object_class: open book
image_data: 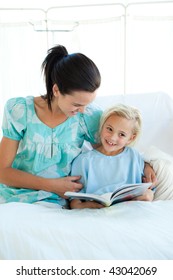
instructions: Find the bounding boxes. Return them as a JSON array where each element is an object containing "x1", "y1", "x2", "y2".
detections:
[{"x1": 65, "y1": 182, "x2": 152, "y2": 207}]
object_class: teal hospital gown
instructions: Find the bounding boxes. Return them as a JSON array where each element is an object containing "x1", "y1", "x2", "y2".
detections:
[{"x1": 0, "y1": 96, "x2": 102, "y2": 206}]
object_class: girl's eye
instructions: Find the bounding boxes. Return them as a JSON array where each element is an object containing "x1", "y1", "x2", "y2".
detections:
[
  {"x1": 119, "y1": 133, "x2": 126, "y2": 137},
  {"x1": 106, "y1": 127, "x2": 113, "y2": 132}
]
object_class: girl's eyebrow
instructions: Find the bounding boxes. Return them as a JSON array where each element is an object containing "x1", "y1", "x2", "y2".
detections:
[{"x1": 106, "y1": 123, "x2": 113, "y2": 127}]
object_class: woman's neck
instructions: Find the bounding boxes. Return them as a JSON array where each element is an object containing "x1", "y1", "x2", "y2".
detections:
[{"x1": 34, "y1": 96, "x2": 68, "y2": 128}]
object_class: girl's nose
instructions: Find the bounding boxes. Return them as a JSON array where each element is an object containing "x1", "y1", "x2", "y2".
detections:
[{"x1": 111, "y1": 133, "x2": 118, "y2": 141}]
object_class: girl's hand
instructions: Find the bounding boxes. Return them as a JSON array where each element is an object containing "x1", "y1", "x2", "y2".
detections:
[{"x1": 70, "y1": 199, "x2": 104, "y2": 209}]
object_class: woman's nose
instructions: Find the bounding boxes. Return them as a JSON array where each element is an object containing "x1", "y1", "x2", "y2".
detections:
[{"x1": 78, "y1": 107, "x2": 85, "y2": 113}]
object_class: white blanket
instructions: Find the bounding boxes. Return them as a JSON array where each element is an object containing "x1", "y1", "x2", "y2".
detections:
[{"x1": 0, "y1": 200, "x2": 173, "y2": 260}]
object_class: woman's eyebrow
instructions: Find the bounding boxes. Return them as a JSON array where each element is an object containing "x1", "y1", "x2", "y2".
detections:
[{"x1": 72, "y1": 102, "x2": 85, "y2": 106}]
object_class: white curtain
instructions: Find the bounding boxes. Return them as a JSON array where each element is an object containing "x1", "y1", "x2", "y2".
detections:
[{"x1": 1, "y1": 2, "x2": 173, "y2": 132}]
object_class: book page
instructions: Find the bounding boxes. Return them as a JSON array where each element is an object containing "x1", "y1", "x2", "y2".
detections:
[
  {"x1": 111, "y1": 183, "x2": 152, "y2": 199},
  {"x1": 65, "y1": 191, "x2": 110, "y2": 206},
  {"x1": 111, "y1": 185, "x2": 138, "y2": 199},
  {"x1": 111, "y1": 183, "x2": 152, "y2": 204},
  {"x1": 100, "y1": 192, "x2": 112, "y2": 201}
]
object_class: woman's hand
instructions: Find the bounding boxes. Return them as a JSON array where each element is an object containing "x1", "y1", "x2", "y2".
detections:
[
  {"x1": 143, "y1": 162, "x2": 157, "y2": 188},
  {"x1": 47, "y1": 176, "x2": 83, "y2": 198},
  {"x1": 133, "y1": 188, "x2": 154, "y2": 202}
]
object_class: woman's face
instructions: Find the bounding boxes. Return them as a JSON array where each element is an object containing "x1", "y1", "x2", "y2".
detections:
[{"x1": 55, "y1": 88, "x2": 97, "y2": 117}]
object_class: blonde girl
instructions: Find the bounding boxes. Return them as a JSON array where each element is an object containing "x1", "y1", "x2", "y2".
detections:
[{"x1": 70, "y1": 104, "x2": 154, "y2": 209}]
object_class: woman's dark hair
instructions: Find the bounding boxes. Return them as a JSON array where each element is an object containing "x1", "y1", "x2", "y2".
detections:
[{"x1": 41, "y1": 45, "x2": 101, "y2": 109}]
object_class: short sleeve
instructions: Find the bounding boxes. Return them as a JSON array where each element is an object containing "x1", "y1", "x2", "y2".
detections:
[
  {"x1": 2, "y1": 97, "x2": 27, "y2": 141},
  {"x1": 80, "y1": 102, "x2": 103, "y2": 144},
  {"x1": 136, "y1": 150, "x2": 145, "y2": 175},
  {"x1": 71, "y1": 153, "x2": 89, "y2": 194}
]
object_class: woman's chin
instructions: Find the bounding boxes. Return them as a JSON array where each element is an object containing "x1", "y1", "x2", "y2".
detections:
[{"x1": 70, "y1": 111, "x2": 78, "y2": 116}]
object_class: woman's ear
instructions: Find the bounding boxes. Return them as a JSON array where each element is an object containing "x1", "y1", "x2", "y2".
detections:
[{"x1": 53, "y1": 84, "x2": 60, "y2": 97}]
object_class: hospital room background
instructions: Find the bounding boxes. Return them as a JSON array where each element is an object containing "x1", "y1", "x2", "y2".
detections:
[
  {"x1": 1, "y1": 0, "x2": 173, "y2": 266},
  {"x1": 0, "y1": 0, "x2": 173, "y2": 137}
]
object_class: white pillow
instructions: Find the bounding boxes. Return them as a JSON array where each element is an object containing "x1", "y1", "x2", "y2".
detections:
[{"x1": 143, "y1": 146, "x2": 173, "y2": 200}]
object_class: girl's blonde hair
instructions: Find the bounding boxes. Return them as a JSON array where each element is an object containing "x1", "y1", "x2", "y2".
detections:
[{"x1": 99, "y1": 104, "x2": 142, "y2": 146}]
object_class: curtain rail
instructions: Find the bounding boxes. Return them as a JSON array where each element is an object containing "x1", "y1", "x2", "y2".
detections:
[{"x1": 1, "y1": 1, "x2": 173, "y2": 12}]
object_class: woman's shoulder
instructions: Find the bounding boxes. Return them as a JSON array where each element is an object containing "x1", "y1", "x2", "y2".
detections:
[
  {"x1": 2, "y1": 97, "x2": 34, "y2": 140},
  {"x1": 5, "y1": 96, "x2": 34, "y2": 111},
  {"x1": 84, "y1": 102, "x2": 103, "y2": 116},
  {"x1": 79, "y1": 102, "x2": 103, "y2": 128},
  {"x1": 5, "y1": 96, "x2": 26, "y2": 107}
]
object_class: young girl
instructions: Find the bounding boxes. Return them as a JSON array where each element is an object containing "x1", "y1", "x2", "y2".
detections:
[{"x1": 70, "y1": 104, "x2": 154, "y2": 209}]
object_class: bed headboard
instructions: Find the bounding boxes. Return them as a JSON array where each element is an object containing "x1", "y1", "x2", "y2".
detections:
[{"x1": 95, "y1": 92, "x2": 173, "y2": 156}]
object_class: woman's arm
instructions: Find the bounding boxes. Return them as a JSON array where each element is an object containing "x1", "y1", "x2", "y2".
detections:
[
  {"x1": 133, "y1": 188, "x2": 154, "y2": 202},
  {"x1": 0, "y1": 137, "x2": 82, "y2": 198},
  {"x1": 143, "y1": 162, "x2": 157, "y2": 187}
]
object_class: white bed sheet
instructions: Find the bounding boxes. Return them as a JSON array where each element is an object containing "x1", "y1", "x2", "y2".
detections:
[
  {"x1": 0, "y1": 201, "x2": 173, "y2": 260},
  {"x1": 1, "y1": 92, "x2": 173, "y2": 260}
]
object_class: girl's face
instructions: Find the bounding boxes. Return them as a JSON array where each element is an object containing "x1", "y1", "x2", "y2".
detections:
[
  {"x1": 99, "y1": 114, "x2": 136, "y2": 156},
  {"x1": 53, "y1": 86, "x2": 97, "y2": 117}
]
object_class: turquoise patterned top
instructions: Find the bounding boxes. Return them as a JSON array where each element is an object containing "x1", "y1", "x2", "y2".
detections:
[{"x1": 0, "y1": 96, "x2": 102, "y2": 206}]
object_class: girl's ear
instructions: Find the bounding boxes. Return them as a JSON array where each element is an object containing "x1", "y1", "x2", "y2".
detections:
[
  {"x1": 52, "y1": 84, "x2": 60, "y2": 97},
  {"x1": 127, "y1": 133, "x2": 137, "y2": 145}
]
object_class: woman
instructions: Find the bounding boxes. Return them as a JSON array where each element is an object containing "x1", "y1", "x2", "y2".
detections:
[{"x1": 0, "y1": 45, "x2": 156, "y2": 207}]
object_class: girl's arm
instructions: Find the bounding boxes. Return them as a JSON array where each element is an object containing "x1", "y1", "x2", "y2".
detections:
[
  {"x1": 70, "y1": 199, "x2": 104, "y2": 209},
  {"x1": 0, "y1": 137, "x2": 82, "y2": 198}
]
